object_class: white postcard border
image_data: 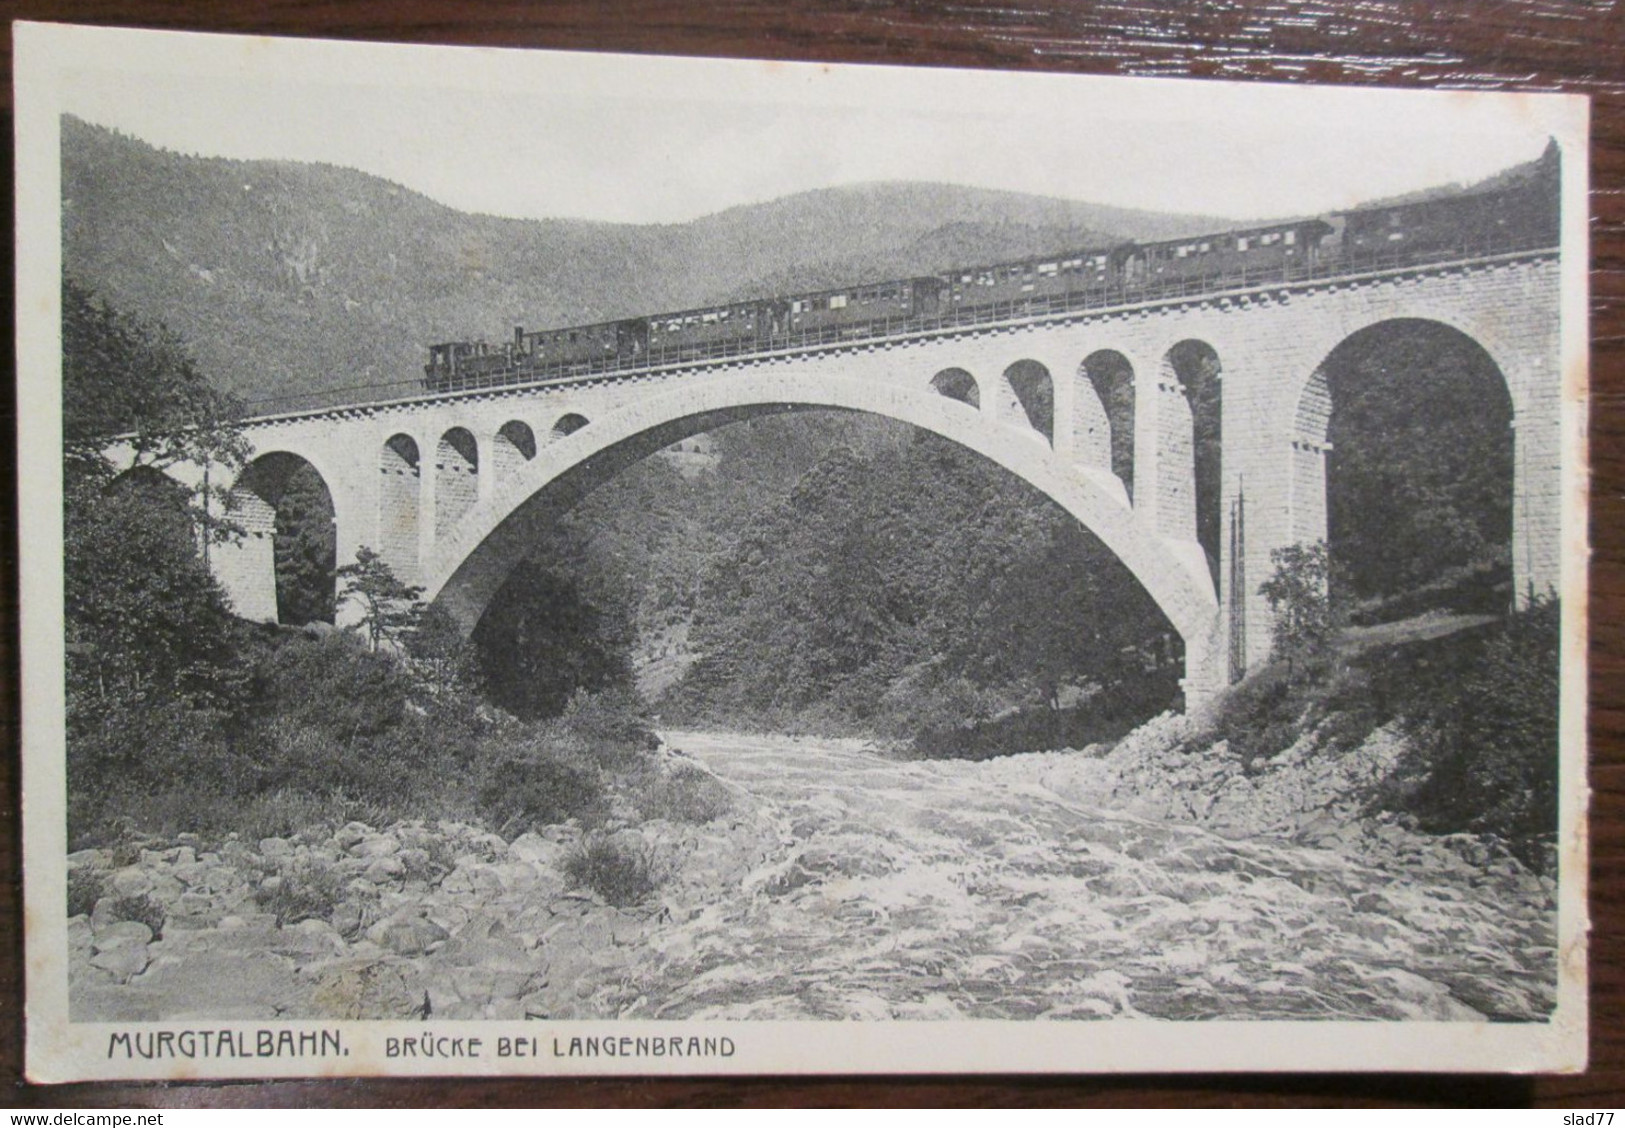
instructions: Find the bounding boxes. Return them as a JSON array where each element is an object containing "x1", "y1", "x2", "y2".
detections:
[{"x1": 14, "y1": 21, "x2": 1592, "y2": 1081}]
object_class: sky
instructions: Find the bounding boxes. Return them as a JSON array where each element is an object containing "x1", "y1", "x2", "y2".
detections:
[{"x1": 43, "y1": 26, "x2": 1578, "y2": 226}]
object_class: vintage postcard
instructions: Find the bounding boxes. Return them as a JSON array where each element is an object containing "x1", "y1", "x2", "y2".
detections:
[{"x1": 16, "y1": 22, "x2": 1589, "y2": 1080}]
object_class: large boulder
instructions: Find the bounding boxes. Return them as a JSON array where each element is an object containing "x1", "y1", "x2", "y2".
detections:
[{"x1": 366, "y1": 909, "x2": 449, "y2": 956}]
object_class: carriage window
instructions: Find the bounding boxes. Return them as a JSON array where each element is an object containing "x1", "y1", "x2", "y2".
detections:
[
  {"x1": 1284, "y1": 231, "x2": 1296, "y2": 245},
  {"x1": 830, "y1": 294, "x2": 848, "y2": 309},
  {"x1": 1236, "y1": 238, "x2": 1249, "y2": 251}
]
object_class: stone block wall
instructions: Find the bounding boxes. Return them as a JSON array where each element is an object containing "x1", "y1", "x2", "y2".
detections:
[
  {"x1": 377, "y1": 442, "x2": 421, "y2": 584},
  {"x1": 433, "y1": 435, "x2": 479, "y2": 541}
]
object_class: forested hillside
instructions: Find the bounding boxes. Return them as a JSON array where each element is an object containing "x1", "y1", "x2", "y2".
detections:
[{"x1": 665, "y1": 421, "x2": 1170, "y2": 732}]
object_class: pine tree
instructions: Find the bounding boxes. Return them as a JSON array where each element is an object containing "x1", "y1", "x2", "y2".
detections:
[{"x1": 338, "y1": 547, "x2": 424, "y2": 651}]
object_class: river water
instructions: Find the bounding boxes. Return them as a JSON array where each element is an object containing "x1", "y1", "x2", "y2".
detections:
[{"x1": 611, "y1": 730, "x2": 1556, "y2": 1022}]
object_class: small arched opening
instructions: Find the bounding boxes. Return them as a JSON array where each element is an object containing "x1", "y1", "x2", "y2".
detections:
[
  {"x1": 1162, "y1": 339, "x2": 1223, "y2": 587},
  {"x1": 552, "y1": 413, "x2": 591, "y2": 441},
  {"x1": 930, "y1": 367, "x2": 980, "y2": 409},
  {"x1": 493, "y1": 420, "x2": 538, "y2": 487},
  {"x1": 1002, "y1": 360, "x2": 1054, "y2": 445},
  {"x1": 1079, "y1": 350, "x2": 1136, "y2": 501}
]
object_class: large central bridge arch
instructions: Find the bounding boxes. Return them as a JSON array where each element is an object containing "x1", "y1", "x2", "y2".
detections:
[{"x1": 424, "y1": 372, "x2": 1223, "y2": 699}]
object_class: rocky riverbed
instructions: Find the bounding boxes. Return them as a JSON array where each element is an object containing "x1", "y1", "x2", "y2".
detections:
[{"x1": 68, "y1": 728, "x2": 1557, "y2": 1023}]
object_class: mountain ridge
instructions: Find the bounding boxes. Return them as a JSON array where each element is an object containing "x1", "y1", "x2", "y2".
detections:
[{"x1": 61, "y1": 116, "x2": 1232, "y2": 404}]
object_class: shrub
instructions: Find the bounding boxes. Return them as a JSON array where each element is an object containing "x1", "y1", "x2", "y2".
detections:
[
  {"x1": 241, "y1": 632, "x2": 484, "y2": 816},
  {"x1": 249, "y1": 633, "x2": 411, "y2": 763},
  {"x1": 563, "y1": 835, "x2": 658, "y2": 907},
  {"x1": 559, "y1": 686, "x2": 659, "y2": 767},
  {"x1": 233, "y1": 788, "x2": 374, "y2": 844},
  {"x1": 637, "y1": 762, "x2": 733, "y2": 824},
  {"x1": 1380, "y1": 595, "x2": 1561, "y2": 869},
  {"x1": 254, "y1": 861, "x2": 352, "y2": 927},
  {"x1": 1189, "y1": 661, "x2": 1305, "y2": 771},
  {"x1": 1259, "y1": 541, "x2": 1340, "y2": 681},
  {"x1": 476, "y1": 739, "x2": 606, "y2": 834},
  {"x1": 66, "y1": 694, "x2": 238, "y2": 847},
  {"x1": 399, "y1": 835, "x2": 461, "y2": 885}
]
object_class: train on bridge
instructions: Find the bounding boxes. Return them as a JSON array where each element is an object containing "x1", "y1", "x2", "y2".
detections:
[{"x1": 423, "y1": 145, "x2": 1559, "y2": 393}]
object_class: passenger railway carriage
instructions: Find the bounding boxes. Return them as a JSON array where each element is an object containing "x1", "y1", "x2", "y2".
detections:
[
  {"x1": 423, "y1": 150, "x2": 1560, "y2": 394},
  {"x1": 1124, "y1": 221, "x2": 1334, "y2": 287}
]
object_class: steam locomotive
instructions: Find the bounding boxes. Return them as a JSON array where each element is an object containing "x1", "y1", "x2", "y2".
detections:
[{"x1": 424, "y1": 146, "x2": 1559, "y2": 393}]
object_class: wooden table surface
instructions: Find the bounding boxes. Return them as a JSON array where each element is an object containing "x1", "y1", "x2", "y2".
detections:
[{"x1": 2, "y1": 0, "x2": 1622, "y2": 1108}]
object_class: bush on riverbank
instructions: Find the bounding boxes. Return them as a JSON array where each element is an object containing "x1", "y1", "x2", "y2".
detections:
[
  {"x1": 563, "y1": 834, "x2": 659, "y2": 907},
  {"x1": 476, "y1": 736, "x2": 608, "y2": 837},
  {"x1": 67, "y1": 626, "x2": 662, "y2": 852},
  {"x1": 1375, "y1": 595, "x2": 1560, "y2": 868},
  {"x1": 1182, "y1": 598, "x2": 1560, "y2": 870},
  {"x1": 633, "y1": 760, "x2": 734, "y2": 823}
]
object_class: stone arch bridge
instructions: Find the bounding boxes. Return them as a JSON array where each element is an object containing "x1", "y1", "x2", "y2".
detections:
[{"x1": 143, "y1": 249, "x2": 1561, "y2": 709}]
